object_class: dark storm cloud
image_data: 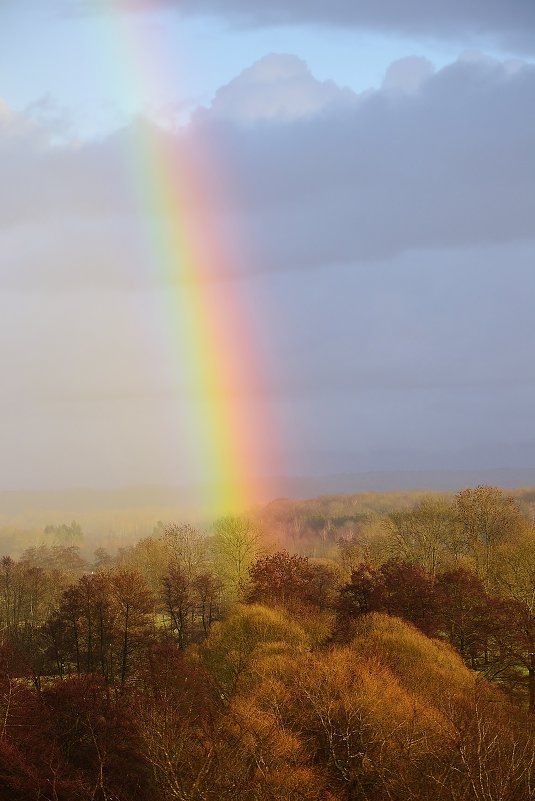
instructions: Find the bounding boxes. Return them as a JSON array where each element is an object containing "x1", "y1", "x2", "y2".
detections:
[
  {"x1": 64, "y1": 0, "x2": 535, "y2": 53},
  {"x1": 186, "y1": 0, "x2": 535, "y2": 49}
]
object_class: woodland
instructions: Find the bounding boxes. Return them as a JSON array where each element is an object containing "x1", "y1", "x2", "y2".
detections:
[{"x1": 0, "y1": 484, "x2": 533, "y2": 800}]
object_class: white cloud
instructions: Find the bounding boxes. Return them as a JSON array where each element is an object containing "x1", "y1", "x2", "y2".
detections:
[
  {"x1": 206, "y1": 53, "x2": 356, "y2": 122},
  {"x1": 382, "y1": 56, "x2": 434, "y2": 94}
]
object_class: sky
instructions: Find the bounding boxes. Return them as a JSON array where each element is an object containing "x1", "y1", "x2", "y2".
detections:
[{"x1": 1, "y1": 0, "x2": 535, "y2": 499}]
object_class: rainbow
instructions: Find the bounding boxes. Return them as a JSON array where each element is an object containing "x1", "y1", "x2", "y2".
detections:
[{"x1": 104, "y1": 9, "x2": 276, "y2": 516}]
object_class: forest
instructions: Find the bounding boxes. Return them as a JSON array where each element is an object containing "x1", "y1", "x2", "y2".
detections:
[{"x1": 0, "y1": 484, "x2": 533, "y2": 800}]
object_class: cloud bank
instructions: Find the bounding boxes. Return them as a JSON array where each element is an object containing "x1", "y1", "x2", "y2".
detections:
[
  {"x1": 1, "y1": 53, "x2": 533, "y2": 289},
  {"x1": 66, "y1": 0, "x2": 535, "y2": 53},
  {"x1": 1, "y1": 50, "x2": 535, "y2": 486}
]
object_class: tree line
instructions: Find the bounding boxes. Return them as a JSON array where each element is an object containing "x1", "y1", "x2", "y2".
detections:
[{"x1": 0, "y1": 485, "x2": 532, "y2": 799}]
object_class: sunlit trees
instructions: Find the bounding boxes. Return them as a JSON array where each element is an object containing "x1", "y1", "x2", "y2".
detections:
[
  {"x1": 162, "y1": 522, "x2": 208, "y2": 578},
  {"x1": 161, "y1": 564, "x2": 191, "y2": 650},
  {"x1": 386, "y1": 496, "x2": 457, "y2": 577},
  {"x1": 0, "y1": 557, "x2": 48, "y2": 640},
  {"x1": 44, "y1": 520, "x2": 84, "y2": 546},
  {"x1": 215, "y1": 694, "x2": 328, "y2": 801},
  {"x1": 44, "y1": 569, "x2": 156, "y2": 686},
  {"x1": 202, "y1": 603, "x2": 308, "y2": 699},
  {"x1": 262, "y1": 615, "x2": 534, "y2": 801},
  {"x1": 455, "y1": 485, "x2": 527, "y2": 580},
  {"x1": 113, "y1": 569, "x2": 154, "y2": 689},
  {"x1": 212, "y1": 515, "x2": 262, "y2": 600},
  {"x1": 491, "y1": 524, "x2": 535, "y2": 611},
  {"x1": 488, "y1": 596, "x2": 535, "y2": 712},
  {"x1": 246, "y1": 550, "x2": 311, "y2": 608},
  {"x1": 438, "y1": 681, "x2": 535, "y2": 801},
  {"x1": 246, "y1": 551, "x2": 341, "y2": 617},
  {"x1": 116, "y1": 536, "x2": 168, "y2": 599},
  {"x1": 336, "y1": 556, "x2": 535, "y2": 710},
  {"x1": 137, "y1": 641, "x2": 330, "y2": 801},
  {"x1": 158, "y1": 523, "x2": 224, "y2": 646},
  {"x1": 134, "y1": 646, "x2": 219, "y2": 801},
  {"x1": 337, "y1": 563, "x2": 383, "y2": 620},
  {"x1": 349, "y1": 613, "x2": 473, "y2": 702},
  {"x1": 43, "y1": 674, "x2": 151, "y2": 800},
  {"x1": 20, "y1": 543, "x2": 88, "y2": 580},
  {"x1": 248, "y1": 616, "x2": 461, "y2": 800},
  {"x1": 378, "y1": 559, "x2": 437, "y2": 635},
  {"x1": 434, "y1": 568, "x2": 492, "y2": 666},
  {"x1": 192, "y1": 570, "x2": 223, "y2": 636},
  {"x1": 0, "y1": 663, "x2": 151, "y2": 800},
  {"x1": 0, "y1": 485, "x2": 532, "y2": 799},
  {"x1": 337, "y1": 560, "x2": 437, "y2": 636}
]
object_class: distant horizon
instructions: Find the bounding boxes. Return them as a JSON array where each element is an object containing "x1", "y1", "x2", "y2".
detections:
[{"x1": 3, "y1": 464, "x2": 535, "y2": 499}]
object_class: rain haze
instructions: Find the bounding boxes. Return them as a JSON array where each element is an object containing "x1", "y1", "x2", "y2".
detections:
[{"x1": 1, "y1": 0, "x2": 535, "y2": 503}]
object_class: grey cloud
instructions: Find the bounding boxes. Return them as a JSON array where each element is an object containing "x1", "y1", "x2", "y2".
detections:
[
  {"x1": 0, "y1": 56, "x2": 535, "y2": 287},
  {"x1": 200, "y1": 55, "x2": 535, "y2": 275},
  {"x1": 208, "y1": 53, "x2": 356, "y2": 122},
  {"x1": 1, "y1": 54, "x2": 533, "y2": 291},
  {"x1": 0, "y1": 119, "x2": 139, "y2": 229},
  {"x1": 1, "y1": 52, "x2": 534, "y2": 487},
  {"x1": 267, "y1": 245, "x2": 535, "y2": 476},
  {"x1": 63, "y1": 0, "x2": 535, "y2": 53},
  {"x1": 254, "y1": 244, "x2": 535, "y2": 399},
  {"x1": 382, "y1": 57, "x2": 434, "y2": 94}
]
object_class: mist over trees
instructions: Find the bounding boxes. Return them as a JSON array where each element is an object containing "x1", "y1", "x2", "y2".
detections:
[{"x1": 0, "y1": 486, "x2": 532, "y2": 799}]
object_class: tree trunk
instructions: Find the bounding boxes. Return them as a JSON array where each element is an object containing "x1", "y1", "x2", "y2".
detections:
[
  {"x1": 529, "y1": 653, "x2": 535, "y2": 715},
  {"x1": 120, "y1": 604, "x2": 129, "y2": 690}
]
